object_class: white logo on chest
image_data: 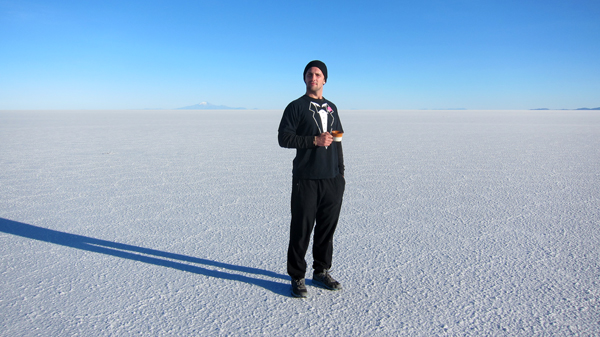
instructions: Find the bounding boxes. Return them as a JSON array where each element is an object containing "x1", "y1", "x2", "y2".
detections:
[{"x1": 309, "y1": 101, "x2": 334, "y2": 134}]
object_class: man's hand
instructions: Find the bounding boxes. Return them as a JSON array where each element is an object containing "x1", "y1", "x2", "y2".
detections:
[{"x1": 315, "y1": 132, "x2": 333, "y2": 147}]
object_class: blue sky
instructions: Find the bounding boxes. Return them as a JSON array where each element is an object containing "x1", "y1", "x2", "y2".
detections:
[{"x1": 1, "y1": 0, "x2": 599, "y2": 110}]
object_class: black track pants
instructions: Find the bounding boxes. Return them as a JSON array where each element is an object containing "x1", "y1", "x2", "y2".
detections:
[{"x1": 287, "y1": 174, "x2": 345, "y2": 279}]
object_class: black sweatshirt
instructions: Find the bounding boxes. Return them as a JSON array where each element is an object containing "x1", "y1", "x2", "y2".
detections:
[{"x1": 278, "y1": 95, "x2": 344, "y2": 179}]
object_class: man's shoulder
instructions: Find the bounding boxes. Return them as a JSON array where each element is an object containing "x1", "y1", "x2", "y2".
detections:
[
  {"x1": 289, "y1": 95, "x2": 310, "y2": 105},
  {"x1": 284, "y1": 95, "x2": 310, "y2": 112}
]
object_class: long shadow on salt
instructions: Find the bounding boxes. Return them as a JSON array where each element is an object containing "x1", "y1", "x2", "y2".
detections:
[{"x1": 0, "y1": 218, "x2": 290, "y2": 296}]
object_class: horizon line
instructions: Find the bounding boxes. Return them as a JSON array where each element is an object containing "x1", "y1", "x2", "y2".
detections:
[{"x1": 1, "y1": 107, "x2": 599, "y2": 111}]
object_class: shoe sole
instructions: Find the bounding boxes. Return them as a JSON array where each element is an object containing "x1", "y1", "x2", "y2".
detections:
[
  {"x1": 312, "y1": 279, "x2": 342, "y2": 291},
  {"x1": 291, "y1": 289, "x2": 308, "y2": 298}
]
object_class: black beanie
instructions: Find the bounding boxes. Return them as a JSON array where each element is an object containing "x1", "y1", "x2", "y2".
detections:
[{"x1": 303, "y1": 60, "x2": 328, "y2": 82}]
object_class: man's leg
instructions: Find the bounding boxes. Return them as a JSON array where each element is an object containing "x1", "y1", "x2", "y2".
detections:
[
  {"x1": 312, "y1": 174, "x2": 345, "y2": 273},
  {"x1": 287, "y1": 178, "x2": 318, "y2": 280}
]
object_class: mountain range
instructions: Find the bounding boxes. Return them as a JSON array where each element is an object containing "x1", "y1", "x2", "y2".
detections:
[{"x1": 531, "y1": 107, "x2": 600, "y2": 110}]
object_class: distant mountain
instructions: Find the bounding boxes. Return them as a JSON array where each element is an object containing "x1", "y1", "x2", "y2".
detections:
[
  {"x1": 419, "y1": 108, "x2": 467, "y2": 110},
  {"x1": 176, "y1": 102, "x2": 245, "y2": 110},
  {"x1": 531, "y1": 107, "x2": 600, "y2": 110}
]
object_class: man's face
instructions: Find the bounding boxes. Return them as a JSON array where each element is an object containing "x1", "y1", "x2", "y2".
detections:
[{"x1": 304, "y1": 67, "x2": 326, "y2": 92}]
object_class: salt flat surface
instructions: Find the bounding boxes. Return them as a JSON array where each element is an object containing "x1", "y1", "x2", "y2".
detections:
[{"x1": 1, "y1": 109, "x2": 599, "y2": 336}]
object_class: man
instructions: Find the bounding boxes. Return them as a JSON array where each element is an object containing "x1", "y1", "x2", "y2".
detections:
[{"x1": 278, "y1": 60, "x2": 345, "y2": 298}]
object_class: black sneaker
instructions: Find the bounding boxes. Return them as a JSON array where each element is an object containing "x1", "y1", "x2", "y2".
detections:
[
  {"x1": 312, "y1": 270, "x2": 342, "y2": 290},
  {"x1": 291, "y1": 278, "x2": 308, "y2": 298}
]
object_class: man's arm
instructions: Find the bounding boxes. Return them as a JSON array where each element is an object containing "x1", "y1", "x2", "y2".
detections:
[
  {"x1": 336, "y1": 141, "x2": 344, "y2": 176},
  {"x1": 279, "y1": 131, "x2": 333, "y2": 148},
  {"x1": 278, "y1": 131, "x2": 317, "y2": 149},
  {"x1": 278, "y1": 103, "x2": 324, "y2": 149}
]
